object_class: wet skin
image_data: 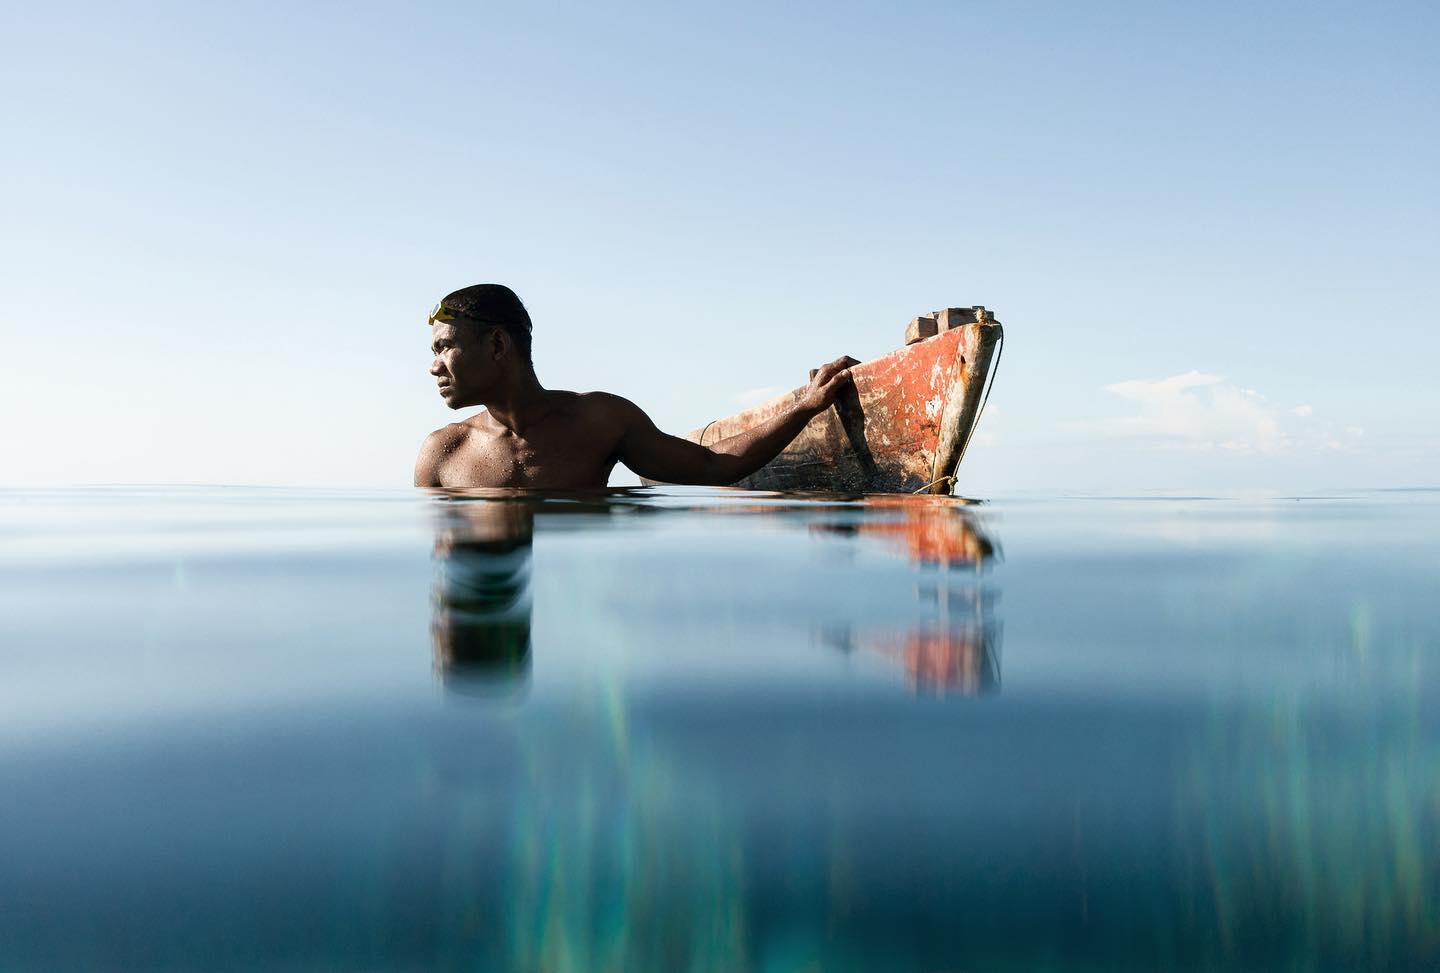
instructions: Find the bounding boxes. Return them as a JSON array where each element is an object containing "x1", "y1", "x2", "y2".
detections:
[{"x1": 416, "y1": 321, "x2": 856, "y2": 490}]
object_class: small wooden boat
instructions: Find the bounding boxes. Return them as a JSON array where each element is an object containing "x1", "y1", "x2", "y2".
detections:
[{"x1": 654, "y1": 307, "x2": 1003, "y2": 495}]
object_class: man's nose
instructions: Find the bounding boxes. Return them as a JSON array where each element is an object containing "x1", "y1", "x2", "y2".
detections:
[{"x1": 429, "y1": 358, "x2": 445, "y2": 377}]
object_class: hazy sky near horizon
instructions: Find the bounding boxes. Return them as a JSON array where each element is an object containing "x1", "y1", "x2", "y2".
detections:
[{"x1": 2, "y1": 0, "x2": 1436, "y2": 492}]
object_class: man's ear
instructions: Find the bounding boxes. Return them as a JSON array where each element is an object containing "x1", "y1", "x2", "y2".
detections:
[{"x1": 489, "y1": 327, "x2": 511, "y2": 360}]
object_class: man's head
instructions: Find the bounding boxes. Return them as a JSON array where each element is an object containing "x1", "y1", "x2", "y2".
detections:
[{"x1": 428, "y1": 283, "x2": 534, "y2": 408}]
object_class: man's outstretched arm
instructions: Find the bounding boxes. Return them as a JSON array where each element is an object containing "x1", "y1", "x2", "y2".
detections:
[{"x1": 611, "y1": 356, "x2": 858, "y2": 486}]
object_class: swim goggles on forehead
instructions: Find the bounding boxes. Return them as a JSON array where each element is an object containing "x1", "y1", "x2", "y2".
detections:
[{"x1": 427, "y1": 303, "x2": 496, "y2": 328}]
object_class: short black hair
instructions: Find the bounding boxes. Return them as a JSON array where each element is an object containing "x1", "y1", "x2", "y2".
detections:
[{"x1": 439, "y1": 283, "x2": 533, "y2": 364}]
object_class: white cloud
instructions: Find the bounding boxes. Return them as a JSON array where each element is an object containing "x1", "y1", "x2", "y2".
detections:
[{"x1": 1065, "y1": 371, "x2": 1357, "y2": 454}]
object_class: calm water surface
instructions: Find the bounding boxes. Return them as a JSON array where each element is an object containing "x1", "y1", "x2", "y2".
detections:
[{"x1": 1, "y1": 487, "x2": 1437, "y2": 971}]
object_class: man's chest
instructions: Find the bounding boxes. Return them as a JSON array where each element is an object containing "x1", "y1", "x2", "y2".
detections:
[{"x1": 439, "y1": 427, "x2": 616, "y2": 489}]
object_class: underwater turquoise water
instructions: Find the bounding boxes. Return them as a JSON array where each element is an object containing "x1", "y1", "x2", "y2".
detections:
[{"x1": 0, "y1": 486, "x2": 1437, "y2": 971}]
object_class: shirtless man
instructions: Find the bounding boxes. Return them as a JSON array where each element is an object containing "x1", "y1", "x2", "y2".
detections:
[{"x1": 415, "y1": 283, "x2": 858, "y2": 489}]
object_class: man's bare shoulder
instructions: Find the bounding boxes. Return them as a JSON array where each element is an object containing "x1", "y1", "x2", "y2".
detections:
[
  {"x1": 415, "y1": 418, "x2": 485, "y2": 486},
  {"x1": 571, "y1": 391, "x2": 646, "y2": 424},
  {"x1": 421, "y1": 417, "x2": 478, "y2": 449}
]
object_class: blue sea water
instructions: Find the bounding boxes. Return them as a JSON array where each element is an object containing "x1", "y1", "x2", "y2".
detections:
[{"x1": 0, "y1": 486, "x2": 1437, "y2": 971}]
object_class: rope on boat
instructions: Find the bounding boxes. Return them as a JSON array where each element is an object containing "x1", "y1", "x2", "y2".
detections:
[
  {"x1": 947, "y1": 324, "x2": 1004, "y2": 493},
  {"x1": 912, "y1": 474, "x2": 956, "y2": 494}
]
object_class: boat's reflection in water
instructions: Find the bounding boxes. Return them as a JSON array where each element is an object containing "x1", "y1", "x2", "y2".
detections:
[
  {"x1": 430, "y1": 500, "x2": 535, "y2": 694},
  {"x1": 813, "y1": 498, "x2": 1002, "y2": 695}
]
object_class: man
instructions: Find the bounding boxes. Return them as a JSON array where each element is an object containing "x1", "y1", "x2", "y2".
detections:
[{"x1": 415, "y1": 283, "x2": 857, "y2": 489}]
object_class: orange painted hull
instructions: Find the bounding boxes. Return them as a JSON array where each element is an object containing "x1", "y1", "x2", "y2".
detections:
[{"x1": 658, "y1": 318, "x2": 1002, "y2": 495}]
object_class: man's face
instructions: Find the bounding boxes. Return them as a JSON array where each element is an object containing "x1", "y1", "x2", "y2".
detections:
[{"x1": 429, "y1": 321, "x2": 495, "y2": 408}]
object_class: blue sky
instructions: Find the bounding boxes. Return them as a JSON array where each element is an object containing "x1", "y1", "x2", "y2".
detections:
[{"x1": 2, "y1": 1, "x2": 1435, "y2": 491}]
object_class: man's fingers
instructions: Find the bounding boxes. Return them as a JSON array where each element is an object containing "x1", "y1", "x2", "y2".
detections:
[
  {"x1": 812, "y1": 357, "x2": 858, "y2": 384},
  {"x1": 804, "y1": 356, "x2": 858, "y2": 410},
  {"x1": 818, "y1": 370, "x2": 853, "y2": 397}
]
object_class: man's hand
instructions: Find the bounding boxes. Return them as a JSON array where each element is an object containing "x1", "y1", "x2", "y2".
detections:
[{"x1": 796, "y1": 356, "x2": 861, "y2": 415}]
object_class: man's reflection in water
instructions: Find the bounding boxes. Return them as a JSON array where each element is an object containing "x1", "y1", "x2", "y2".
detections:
[
  {"x1": 430, "y1": 499, "x2": 536, "y2": 695},
  {"x1": 816, "y1": 500, "x2": 1002, "y2": 695}
]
